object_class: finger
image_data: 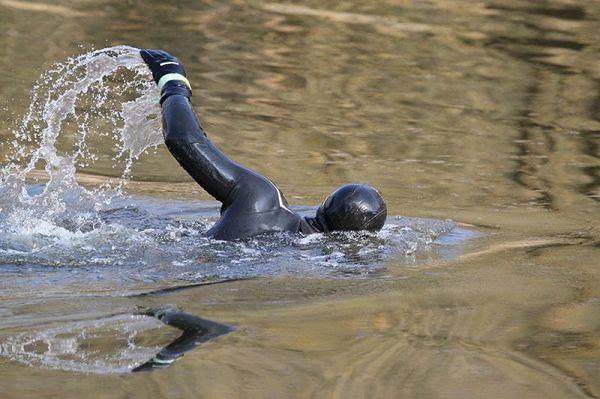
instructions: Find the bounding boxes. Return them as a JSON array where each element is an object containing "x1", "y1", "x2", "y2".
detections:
[
  {"x1": 140, "y1": 49, "x2": 153, "y2": 64},
  {"x1": 155, "y1": 50, "x2": 174, "y2": 59}
]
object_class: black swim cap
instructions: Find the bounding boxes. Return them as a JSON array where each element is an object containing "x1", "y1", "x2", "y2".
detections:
[{"x1": 316, "y1": 184, "x2": 387, "y2": 232}]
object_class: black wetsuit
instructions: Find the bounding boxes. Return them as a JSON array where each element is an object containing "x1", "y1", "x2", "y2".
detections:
[{"x1": 162, "y1": 95, "x2": 322, "y2": 240}]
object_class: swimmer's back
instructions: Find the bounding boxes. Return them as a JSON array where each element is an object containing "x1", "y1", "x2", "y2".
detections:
[{"x1": 206, "y1": 169, "x2": 310, "y2": 240}]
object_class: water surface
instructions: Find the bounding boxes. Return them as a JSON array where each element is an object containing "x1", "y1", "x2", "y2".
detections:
[{"x1": 0, "y1": 0, "x2": 598, "y2": 398}]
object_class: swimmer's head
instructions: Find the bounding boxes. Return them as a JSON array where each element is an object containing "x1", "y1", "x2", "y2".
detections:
[{"x1": 315, "y1": 183, "x2": 387, "y2": 233}]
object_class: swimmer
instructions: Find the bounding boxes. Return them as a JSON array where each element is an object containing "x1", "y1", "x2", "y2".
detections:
[{"x1": 141, "y1": 49, "x2": 387, "y2": 241}]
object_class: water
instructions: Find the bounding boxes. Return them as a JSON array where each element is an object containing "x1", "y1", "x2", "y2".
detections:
[
  {"x1": 0, "y1": 45, "x2": 468, "y2": 373},
  {"x1": 0, "y1": 46, "x2": 161, "y2": 234},
  {"x1": 0, "y1": 314, "x2": 177, "y2": 374},
  {"x1": 0, "y1": 0, "x2": 598, "y2": 397}
]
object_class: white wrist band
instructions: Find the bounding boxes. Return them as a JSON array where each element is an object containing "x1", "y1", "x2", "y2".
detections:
[{"x1": 158, "y1": 73, "x2": 192, "y2": 91}]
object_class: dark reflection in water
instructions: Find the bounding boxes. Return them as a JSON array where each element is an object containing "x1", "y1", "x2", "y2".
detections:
[
  {"x1": 481, "y1": 1, "x2": 600, "y2": 208},
  {"x1": 578, "y1": 133, "x2": 599, "y2": 201},
  {"x1": 487, "y1": 4, "x2": 587, "y2": 21}
]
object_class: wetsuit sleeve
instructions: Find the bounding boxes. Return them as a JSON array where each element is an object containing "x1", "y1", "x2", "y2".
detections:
[{"x1": 161, "y1": 94, "x2": 248, "y2": 204}]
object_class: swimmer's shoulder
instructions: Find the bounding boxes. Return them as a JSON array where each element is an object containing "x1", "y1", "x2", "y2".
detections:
[{"x1": 228, "y1": 170, "x2": 294, "y2": 215}]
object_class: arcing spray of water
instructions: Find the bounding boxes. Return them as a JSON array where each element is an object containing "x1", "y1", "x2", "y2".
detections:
[{"x1": 0, "y1": 46, "x2": 162, "y2": 235}]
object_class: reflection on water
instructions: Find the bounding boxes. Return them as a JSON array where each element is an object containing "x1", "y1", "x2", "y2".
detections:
[
  {"x1": 0, "y1": 314, "x2": 178, "y2": 374},
  {"x1": 0, "y1": 0, "x2": 598, "y2": 397}
]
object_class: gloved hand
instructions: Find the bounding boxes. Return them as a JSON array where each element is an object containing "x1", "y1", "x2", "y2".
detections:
[
  {"x1": 140, "y1": 49, "x2": 186, "y2": 84},
  {"x1": 140, "y1": 49, "x2": 192, "y2": 104}
]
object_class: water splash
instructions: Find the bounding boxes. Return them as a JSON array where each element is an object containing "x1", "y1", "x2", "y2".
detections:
[
  {"x1": 0, "y1": 45, "x2": 162, "y2": 236},
  {"x1": 0, "y1": 196, "x2": 468, "y2": 301},
  {"x1": 0, "y1": 46, "x2": 474, "y2": 297}
]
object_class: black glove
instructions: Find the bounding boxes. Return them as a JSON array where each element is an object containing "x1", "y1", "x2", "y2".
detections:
[{"x1": 140, "y1": 49, "x2": 192, "y2": 104}]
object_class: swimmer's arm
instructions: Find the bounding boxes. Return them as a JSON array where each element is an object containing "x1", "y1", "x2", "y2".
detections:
[
  {"x1": 162, "y1": 94, "x2": 249, "y2": 203},
  {"x1": 140, "y1": 49, "x2": 250, "y2": 204}
]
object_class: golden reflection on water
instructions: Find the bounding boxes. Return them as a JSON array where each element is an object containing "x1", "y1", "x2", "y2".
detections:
[{"x1": 0, "y1": 0, "x2": 598, "y2": 398}]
